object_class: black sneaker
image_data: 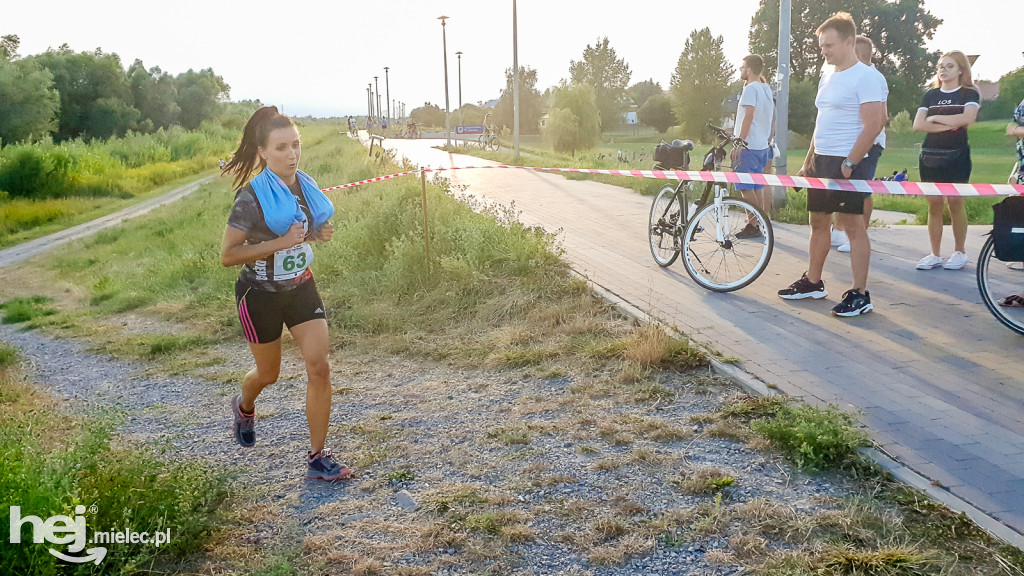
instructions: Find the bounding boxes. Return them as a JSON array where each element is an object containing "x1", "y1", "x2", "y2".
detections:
[
  {"x1": 307, "y1": 448, "x2": 353, "y2": 481},
  {"x1": 231, "y1": 394, "x2": 255, "y2": 447},
  {"x1": 778, "y1": 273, "x2": 827, "y2": 300},
  {"x1": 831, "y1": 289, "x2": 873, "y2": 317},
  {"x1": 735, "y1": 222, "x2": 763, "y2": 239}
]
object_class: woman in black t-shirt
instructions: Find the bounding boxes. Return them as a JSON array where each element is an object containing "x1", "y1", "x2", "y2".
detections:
[
  {"x1": 219, "y1": 106, "x2": 351, "y2": 482},
  {"x1": 912, "y1": 50, "x2": 980, "y2": 271}
]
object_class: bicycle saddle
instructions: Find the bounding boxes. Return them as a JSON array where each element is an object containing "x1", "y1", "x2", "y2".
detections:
[{"x1": 670, "y1": 139, "x2": 694, "y2": 152}]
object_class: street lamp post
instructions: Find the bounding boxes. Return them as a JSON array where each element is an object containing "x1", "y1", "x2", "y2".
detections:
[
  {"x1": 384, "y1": 67, "x2": 391, "y2": 124},
  {"x1": 368, "y1": 83, "x2": 374, "y2": 129},
  {"x1": 374, "y1": 76, "x2": 381, "y2": 127},
  {"x1": 775, "y1": 0, "x2": 791, "y2": 179},
  {"x1": 438, "y1": 15, "x2": 452, "y2": 147},
  {"x1": 455, "y1": 51, "x2": 463, "y2": 137}
]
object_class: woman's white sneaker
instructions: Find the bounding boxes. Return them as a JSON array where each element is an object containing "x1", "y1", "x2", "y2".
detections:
[
  {"x1": 916, "y1": 254, "x2": 943, "y2": 270},
  {"x1": 943, "y1": 251, "x2": 969, "y2": 270}
]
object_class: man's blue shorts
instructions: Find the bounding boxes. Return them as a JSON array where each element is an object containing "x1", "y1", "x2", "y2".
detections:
[{"x1": 733, "y1": 147, "x2": 770, "y2": 191}]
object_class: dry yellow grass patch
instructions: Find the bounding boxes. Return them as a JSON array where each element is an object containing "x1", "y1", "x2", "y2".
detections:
[{"x1": 586, "y1": 533, "x2": 656, "y2": 566}]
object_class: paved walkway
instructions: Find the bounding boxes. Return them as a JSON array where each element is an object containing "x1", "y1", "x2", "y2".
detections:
[{"x1": 374, "y1": 137, "x2": 1024, "y2": 538}]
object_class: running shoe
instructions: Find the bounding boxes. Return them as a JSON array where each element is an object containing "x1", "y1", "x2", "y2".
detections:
[
  {"x1": 837, "y1": 242, "x2": 851, "y2": 253},
  {"x1": 735, "y1": 223, "x2": 763, "y2": 239},
  {"x1": 778, "y1": 273, "x2": 827, "y2": 300},
  {"x1": 307, "y1": 448, "x2": 353, "y2": 481},
  {"x1": 1006, "y1": 262, "x2": 1024, "y2": 271},
  {"x1": 942, "y1": 251, "x2": 969, "y2": 270},
  {"x1": 916, "y1": 254, "x2": 943, "y2": 270},
  {"x1": 830, "y1": 228, "x2": 848, "y2": 247},
  {"x1": 832, "y1": 289, "x2": 873, "y2": 317},
  {"x1": 231, "y1": 394, "x2": 255, "y2": 447}
]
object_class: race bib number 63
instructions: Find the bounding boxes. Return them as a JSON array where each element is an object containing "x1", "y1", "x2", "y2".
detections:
[{"x1": 273, "y1": 242, "x2": 314, "y2": 280}]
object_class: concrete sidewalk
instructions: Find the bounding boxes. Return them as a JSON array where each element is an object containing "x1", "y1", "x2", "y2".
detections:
[{"x1": 375, "y1": 137, "x2": 1024, "y2": 540}]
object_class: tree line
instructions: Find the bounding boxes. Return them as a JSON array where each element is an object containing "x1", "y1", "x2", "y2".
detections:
[
  {"x1": 0, "y1": 34, "x2": 229, "y2": 145},
  {"x1": 411, "y1": 0, "x2": 1023, "y2": 154}
]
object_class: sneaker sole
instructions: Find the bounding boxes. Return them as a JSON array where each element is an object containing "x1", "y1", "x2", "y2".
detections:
[
  {"x1": 916, "y1": 264, "x2": 941, "y2": 270},
  {"x1": 833, "y1": 304, "x2": 874, "y2": 317},
  {"x1": 779, "y1": 291, "x2": 828, "y2": 300},
  {"x1": 942, "y1": 264, "x2": 968, "y2": 270}
]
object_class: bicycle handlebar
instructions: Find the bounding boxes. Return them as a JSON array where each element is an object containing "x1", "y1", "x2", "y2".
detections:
[{"x1": 706, "y1": 123, "x2": 747, "y2": 149}]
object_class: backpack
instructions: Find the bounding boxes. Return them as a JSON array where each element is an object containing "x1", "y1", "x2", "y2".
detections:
[{"x1": 991, "y1": 195, "x2": 1024, "y2": 261}]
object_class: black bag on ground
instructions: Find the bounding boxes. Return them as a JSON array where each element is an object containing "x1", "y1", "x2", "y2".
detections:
[
  {"x1": 654, "y1": 143, "x2": 689, "y2": 170},
  {"x1": 991, "y1": 195, "x2": 1024, "y2": 261},
  {"x1": 920, "y1": 147, "x2": 965, "y2": 169}
]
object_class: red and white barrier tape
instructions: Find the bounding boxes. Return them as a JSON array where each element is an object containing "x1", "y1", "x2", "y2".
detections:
[{"x1": 322, "y1": 165, "x2": 1024, "y2": 197}]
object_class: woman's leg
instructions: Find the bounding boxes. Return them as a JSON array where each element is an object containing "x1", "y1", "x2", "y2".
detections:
[
  {"x1": 926, "y1": 196, "x2": 946, "y2": 255},
  {"x1": 289, "y1": 318, "x2": 331, "y2": 454},
  {"x1": 946, "y1": 196, "x2": 968, "y2": 253},
  {"x1": 240, "y1": 340, "x2": 282, "y2": 413}
]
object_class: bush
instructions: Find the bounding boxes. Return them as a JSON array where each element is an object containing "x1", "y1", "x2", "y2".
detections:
[
  {"x1": 750, "y1": 402, "x2": 871, "y2": 470},
  {"x1": 889, "y1": 110, "x2": 913, "y2": 135}
]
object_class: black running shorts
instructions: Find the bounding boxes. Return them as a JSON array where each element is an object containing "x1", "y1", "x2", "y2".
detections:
[
  {"x1": 805, "y1": 153, "x2": 871, "y2": 215},
  {"x1": 235, "y1": 277, "x2": 327, "y2": 344}
]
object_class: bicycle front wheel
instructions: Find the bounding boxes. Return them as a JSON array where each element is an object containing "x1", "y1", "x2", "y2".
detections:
[
  {"x1": 488, "y1": 136, "x2": 500, "y2": 152},
  {"x1": 977, "y1": 236, "x2": 1024, "y2": 336},
  {"x1": 682, "y1": 199, "x2": 773, "y2": 292},
  {"x1": 649, "y1": 186, "x2": 683, "y2": 267}
]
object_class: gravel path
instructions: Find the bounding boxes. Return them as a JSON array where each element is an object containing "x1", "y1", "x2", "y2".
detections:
[{"x1": 0, "y1": 320, "x2": 858, "y2": 575}]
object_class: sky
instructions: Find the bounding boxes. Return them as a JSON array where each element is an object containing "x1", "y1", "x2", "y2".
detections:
[{"x1": 6, "y1": 1, "x2": 1023, "y2": 118}]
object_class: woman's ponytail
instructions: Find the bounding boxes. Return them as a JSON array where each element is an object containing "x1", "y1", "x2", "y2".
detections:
[{"x1": 222, "y1": 106, "x2": 296, "y2": 189}]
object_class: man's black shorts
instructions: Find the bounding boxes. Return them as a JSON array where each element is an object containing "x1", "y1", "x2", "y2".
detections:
[
  {"x1": 806, "y1": 153, "x2": 874, "y2": 215},
  {"x1": 235, "y1": 277, "x2": 327, "y2": 344}
]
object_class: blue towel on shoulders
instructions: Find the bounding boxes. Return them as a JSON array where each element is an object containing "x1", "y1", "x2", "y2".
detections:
[{"x1": 249, "y1": 169, "x2": 334, "y2": 236}]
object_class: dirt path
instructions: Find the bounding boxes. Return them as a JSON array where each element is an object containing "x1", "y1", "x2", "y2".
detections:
[{"x1": 0, "y1": 173, "x2": 217, "y2": 268}]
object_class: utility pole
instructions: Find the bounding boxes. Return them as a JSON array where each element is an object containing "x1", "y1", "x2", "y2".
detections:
[
  {"x1": 374, "y1": 76, "x2": 381, "y2": 125},
  {"x1": 776, "y1": 0, "x2": 791, "y2": 177},
  {"x1": 512, "y1": 0, "x2": 520, "y2": 161},
  {"x1": 456, "y1": 51, "x2": 463, "y2": 131},
  {"x1": 439, "y1": 15, "x2": 452, "y2": 147}
]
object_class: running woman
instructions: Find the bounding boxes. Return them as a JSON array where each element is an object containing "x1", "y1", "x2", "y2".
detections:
[
  {"x1": 220, "y1": 106, "x2": 351, "y2": 481},
  {"x1": 912, "y1": 51, "x2": 980, "y2": 271}
]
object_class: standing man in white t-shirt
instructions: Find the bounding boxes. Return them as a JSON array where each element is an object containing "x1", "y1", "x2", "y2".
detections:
[
  {"x1": 778, "y1": 12, "x2": 886, "y2": 317},
  {"x1": 731, "y1": 54, "x2": 775, "y2": 238},
  {"x1": 833, "y1": 35, "x2": 889, "y2": 252}
]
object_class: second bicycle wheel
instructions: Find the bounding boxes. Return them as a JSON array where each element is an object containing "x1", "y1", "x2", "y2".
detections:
[
  {"x1": 488, "y1": 136, "x2": 500, "y2": 152},
  {"x1": 976, "y1": 236, "x2": 1024, "y2": 336},
  {"x1": 649, "y1": 186, "x2": 683, "y2": 267},
  {"x1": 682, "y1": 199, "x2": 773, "y2": 292}
]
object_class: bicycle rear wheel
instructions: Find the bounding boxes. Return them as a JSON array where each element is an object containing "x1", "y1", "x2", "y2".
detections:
[
  {"x1": 976, "y1": 236, "x2": 1024, "y2": 336},
  {"x1": 649, "y1": 186, "x2": 682, "y2": 267},
  {"x1": 681, "y1": 199, "x2": 773, "y2": 292}
]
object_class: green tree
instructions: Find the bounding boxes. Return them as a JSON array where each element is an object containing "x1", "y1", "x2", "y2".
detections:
[
  {"x1": 671, "y1": 28, "x2": 734, "y2": 141},
  {"x1": 0, "y1": 58, "x2": 60, "y2": 144},
  {"x1": 410, "y1": 103, "x2": 445, "y2": 128},
  {"x1": 627, "y1": 79, "x2": 662, "y2": 109},
  {"x1": 455, "y1": 102, "x2": 485, "y2": 126},
  {"x1": 638, "y1": 93, "x2": 676, "y2": 133},
  {"x1": 748, "y1": 0, "x2": 941, "y2": 116},
  {"x1": 29, "y1": 47, "x2": 137, "y2": 140},
  {"x1": 174, "y1": 68, "x2": 229, "y2": 130},
  {"x1": 1, "y1": 34, "x2": 20, "y2": 62},
  {"x1": 569, "y1": 37, "x2": 631, "y2": 132},
  {"x1": 787, "y1": 77, "x2": 819, "y2": 136},
  {"x1": 493, "y1": 65, "x2": 543, "y2": 134},
  {"x1": 128, "y1": 60, "x2": 180, "y2": 130},
  {"x1": 543, "y1": 84, "x2": 601, "y2": 156}
]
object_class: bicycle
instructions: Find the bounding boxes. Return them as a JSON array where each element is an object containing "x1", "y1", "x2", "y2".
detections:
[
  {"x1": 647, "y1": 123, "x2": 774, "y2": 292},
  {"x1": 478, "y1": 113, "x2": 500, "y2": 152},
  {"x1": 976, "y1": 196, "x2": 1024, "y2": 336}
]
